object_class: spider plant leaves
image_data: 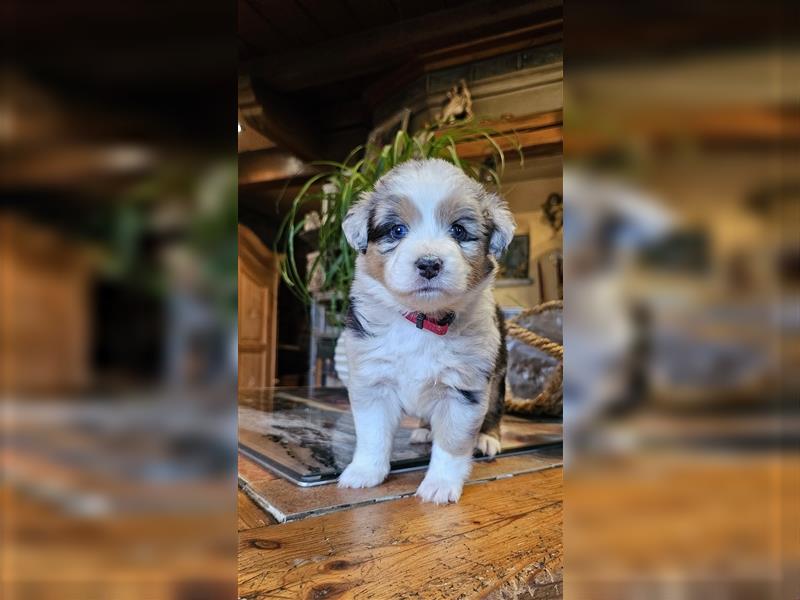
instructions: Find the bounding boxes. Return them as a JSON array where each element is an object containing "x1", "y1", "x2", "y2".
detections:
[
  {"x1": 445, "y1": 138, "x2": 462, "y2": 169},
  {"x1": 275, "y1": 122, "x2": 519, "y2": 312}
]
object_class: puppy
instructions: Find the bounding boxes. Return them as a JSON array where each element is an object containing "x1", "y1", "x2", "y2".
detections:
[{"x1": 338, "y1": 159, "x2": 515, "y2": 504}]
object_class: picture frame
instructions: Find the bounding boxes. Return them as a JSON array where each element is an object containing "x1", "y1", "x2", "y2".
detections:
[{"x1": 496, "y1": 234, "x2": 531, "y2": 286}]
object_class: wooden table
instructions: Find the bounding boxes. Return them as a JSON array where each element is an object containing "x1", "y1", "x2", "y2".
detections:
[{"x1": 238, "y1": 454, "x2": 563, "y2": 599}]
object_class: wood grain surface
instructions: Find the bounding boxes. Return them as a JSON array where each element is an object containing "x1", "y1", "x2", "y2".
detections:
[
  {"x1": 239, "y1": 467, "x2": 563, "y2": 599},
  {"x1": 239, "y1": 489, "x2": 276, "y2": 531}
]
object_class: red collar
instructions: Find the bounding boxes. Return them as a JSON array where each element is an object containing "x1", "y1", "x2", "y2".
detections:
[{"x1": 404, "y1": 311, "x2": 455, "y2": 336}]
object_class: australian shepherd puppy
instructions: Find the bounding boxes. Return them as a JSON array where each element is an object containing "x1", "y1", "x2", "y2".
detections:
[{"x1": 338, "y1": 158, "x2": 515, "y2": 504}]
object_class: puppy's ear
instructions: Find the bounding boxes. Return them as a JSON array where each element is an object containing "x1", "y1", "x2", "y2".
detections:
[
  {"x1": 342, "y1": 192, "x2": 373, "y2": 253},
  {"x1": 483, "y1": 192, "x2": 516, "y2": 257}
]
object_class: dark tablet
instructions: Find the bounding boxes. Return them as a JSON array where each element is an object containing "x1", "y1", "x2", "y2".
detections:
[{"x1": 238, "y1": 387, "x2": 562, "y2": 487}]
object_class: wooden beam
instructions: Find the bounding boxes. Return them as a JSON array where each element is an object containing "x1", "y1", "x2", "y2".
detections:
[
  {"x1": 0, "y1": 143, "x2": 156, "y2": 189},
  {"x1": 239, "y1": 75, "x2": 322, "y2": 161},
  {"x1": 441, "y1": 110, "x2": 563, "y2": 158},
  {"x1": 456, "y1": 127, "x2": 562, "y2": 159},
  {"x1": 238, "y1": 148, "x2": 318, "y2": 186},
  {"x1": 243, "y1": 0, "x2": 562, "y2": 91},
  {"x1": 363, "y1": 19, "x2": 562, "y2": 108},
  {"x1": 475, "y1": 110, "x2": 563, "y2": 132},
  {"x1": 238, "y1": 111, "x2": 565, "y2": 186},
  {"x1": 565, "y1": 106, "x2": 799, "y2": 157}
]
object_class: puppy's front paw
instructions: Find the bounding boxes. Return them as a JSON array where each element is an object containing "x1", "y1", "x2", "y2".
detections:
[
  {"x1": 409, "y1": 427, "x2": 433, "y2": 443},
  {"x1": 415, "y1": 475, "x2": 464, "y2": 504},
  {"x1": 337, "y1": 462, "x2": 388, "y2": 489},
  {"x1": 475, "y1": 433, "x2": 502, "y2": 457}
]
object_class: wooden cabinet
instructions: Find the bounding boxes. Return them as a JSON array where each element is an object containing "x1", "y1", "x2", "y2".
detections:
[
  {"x1": 0, "y1": 215, "x2": 94, "y2": 395},
  {"x1": 238, "y1": 225, "x2": 279, "y2": 390}
]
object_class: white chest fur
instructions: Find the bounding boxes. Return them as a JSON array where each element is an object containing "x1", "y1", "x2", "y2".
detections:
[{"x1": 343, "y1": 291, "x2": 499, "y2": 418}]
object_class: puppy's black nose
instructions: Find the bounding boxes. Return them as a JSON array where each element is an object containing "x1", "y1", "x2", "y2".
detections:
[{"x1": 415, "y1": 257, "x2": 443, "y2": 279}]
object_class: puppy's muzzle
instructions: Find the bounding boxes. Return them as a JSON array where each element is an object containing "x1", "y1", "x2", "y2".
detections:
[{"x1": 415, "y1": 256, "x2": 443, "y2": 280}]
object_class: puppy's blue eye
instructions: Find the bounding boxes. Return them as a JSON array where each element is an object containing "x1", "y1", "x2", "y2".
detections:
[
  {"x1": 449, "y1": 223, "x2": 468, "y2": 242},
  {"x1": 390, "y1": 224, "x2": 408, "y2": 240}
]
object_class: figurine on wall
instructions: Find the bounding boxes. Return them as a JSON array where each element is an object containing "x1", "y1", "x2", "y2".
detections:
[
  {"x1": 437, "y1": 79, "x2": 473, "y2": 125},
  {"x1": 543, "y1": 192, "x2": 563, "y2": 233}
]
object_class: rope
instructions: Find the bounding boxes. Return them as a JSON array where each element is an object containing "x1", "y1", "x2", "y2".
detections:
[
  {"x1": 518, "y1": 299, "x2": 562, "y2": 315},
  {"x1": 504, "y1": 300, "x2": 563, "y2": 416},
  {"x1": 505, "y1": 322, "x2": 563, "y2": 359}
]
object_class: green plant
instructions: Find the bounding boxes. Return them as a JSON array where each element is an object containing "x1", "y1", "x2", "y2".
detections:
[{"x1": 276, "y1": 124, "x2": 521, "y2": 322}]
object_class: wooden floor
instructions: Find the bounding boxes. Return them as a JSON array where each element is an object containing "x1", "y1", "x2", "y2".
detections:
[
  {"x1": 3, "y1": 485, "x2": 234, "y2": 600},
  {"x1": 238, "y1": 463, "x2": 563, "y2": 599}
]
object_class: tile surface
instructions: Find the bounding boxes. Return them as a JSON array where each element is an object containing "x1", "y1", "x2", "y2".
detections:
[{"x1": 239, "y1": 387, "x2": 562, "y2": 486}]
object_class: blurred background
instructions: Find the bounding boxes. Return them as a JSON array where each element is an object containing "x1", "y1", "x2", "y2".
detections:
[
  {"x1": 563, "y1": 1, "x2": 798, "y2": 598},
  {"x1": 3, "y1": 0, "x2": 798, "y2": 598},
  {"x1": 1, "y1": 2, "x2": 237, "y2": 599}
]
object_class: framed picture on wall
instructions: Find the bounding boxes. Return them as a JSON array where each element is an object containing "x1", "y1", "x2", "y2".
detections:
[{"x1": 496, "y1": 234, "x2": 531, "y2": 286}]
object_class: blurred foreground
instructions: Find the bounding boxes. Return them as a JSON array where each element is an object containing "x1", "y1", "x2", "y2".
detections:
[
  {"x1": 564, "y1": 3, "x2": 797, "y2": 598},
  {"x1": 1, "y1": 2, "x2": 237, "y2": 598}
]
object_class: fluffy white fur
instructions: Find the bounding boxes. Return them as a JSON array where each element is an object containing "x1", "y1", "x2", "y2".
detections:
[{"x1": 338, "y1": 159, "x2": 515, "y2": 503}]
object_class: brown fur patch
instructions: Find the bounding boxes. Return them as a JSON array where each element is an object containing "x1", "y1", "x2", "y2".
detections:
[
  {"x1": 466, "y1": 253, "x2": 495, "y2": 289},
  {"x1": 435, "y1": 194, "x2": 480, "y2": 229},
  {"x1": 435, "y1": 195, "x2": 492, "y2": 289},
  {"x1": 362, "y1": 245, "x2": 386, "y2": 284},
  {"x1": 374, "y1": 195, "x2": 421, "y2": 226}
]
